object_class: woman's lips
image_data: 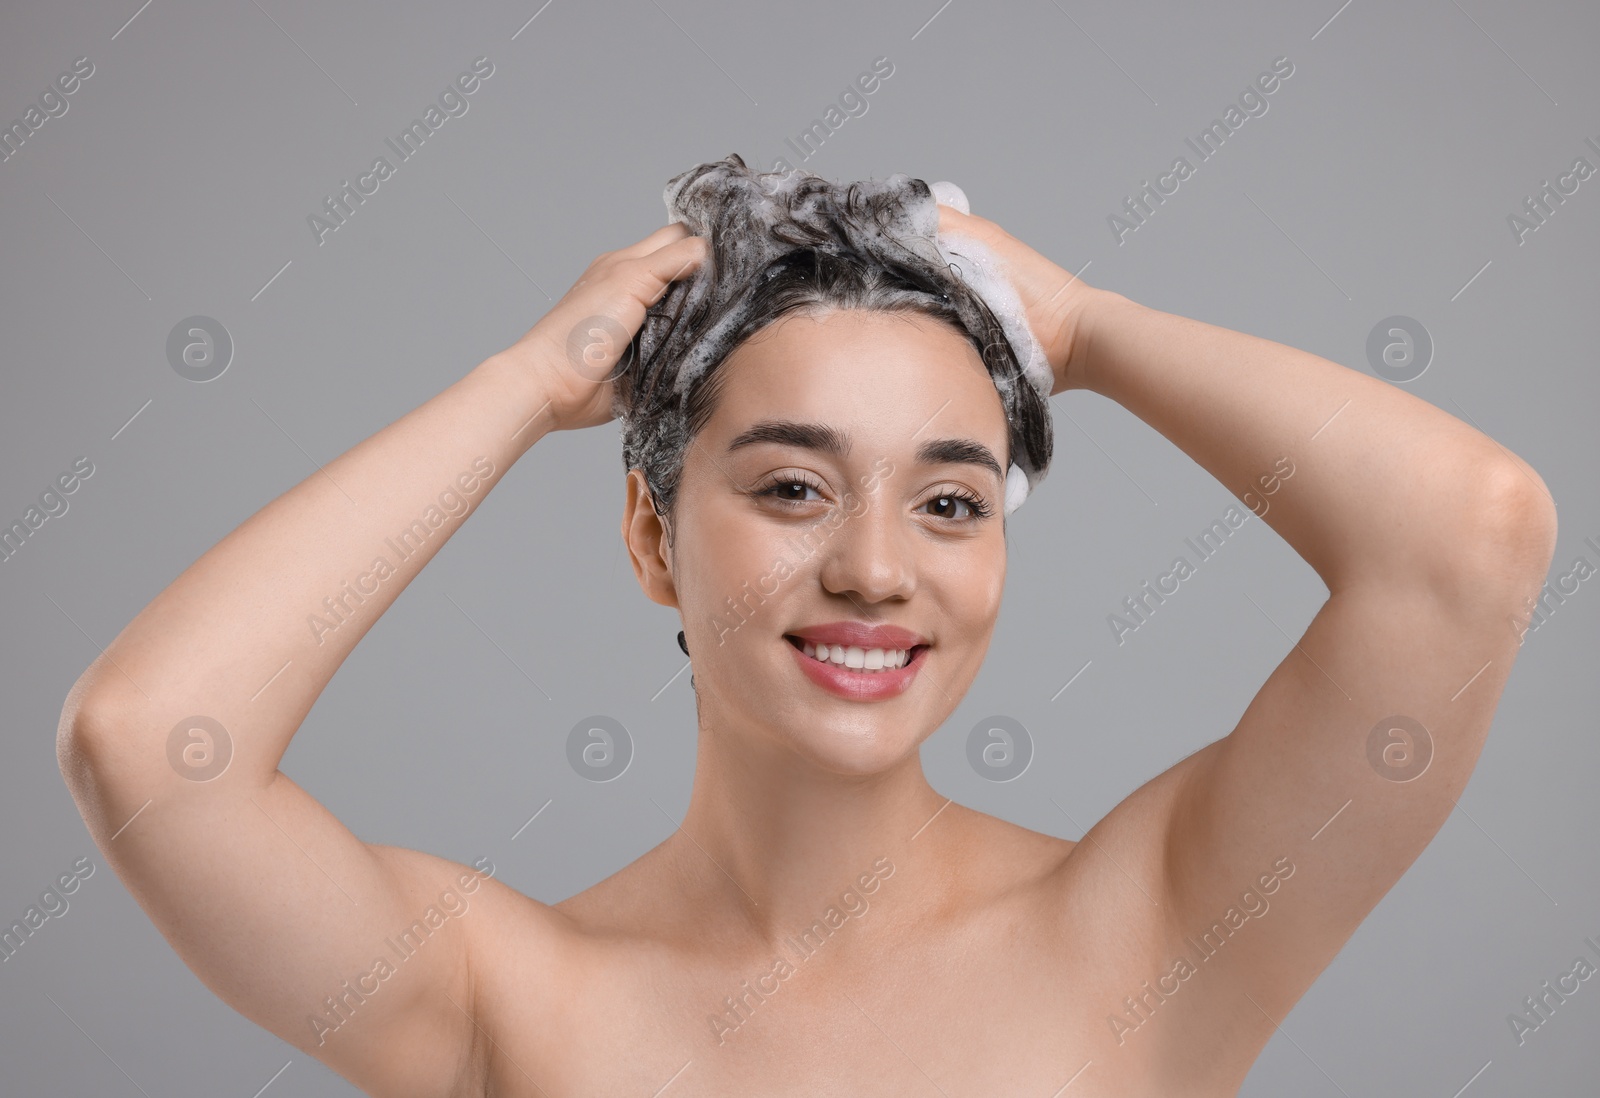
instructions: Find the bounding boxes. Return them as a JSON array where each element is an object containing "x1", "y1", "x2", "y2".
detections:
[{"x1": 783, "y1": 635, "x2": 928, "y2": 701}]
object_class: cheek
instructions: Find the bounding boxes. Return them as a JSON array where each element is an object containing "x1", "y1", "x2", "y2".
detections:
[
  {"x1": 980, "y1": 540, "x2": 1007, "y2": 601},
  {"x1": 969, "y1": 567, "x2": 1006, "y2": 634},
  {"x1": 944, "y1": 544, "x2": 1007, "y2": 656},
  {"x1": 676, "y1": 499, "x2": 792, "y2": 625},
  {"x1": 934, "y1": 538, "x2": 1006, "y2": 612}
]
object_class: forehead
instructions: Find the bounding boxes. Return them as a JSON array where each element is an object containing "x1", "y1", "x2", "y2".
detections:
[{"x1": 702, "y1": 309, "x2": 1009, "y2": 454}]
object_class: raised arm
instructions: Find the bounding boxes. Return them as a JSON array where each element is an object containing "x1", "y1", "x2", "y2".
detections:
[
  {"x1": 1070, "y1": 286, "x2": 1556, "y2": 1081},
  {"x1": 934, "y1": 202, "x2": 1557, "y2": 1088},
  {"x1": 56, "y1": 224, "x2": 706, "y2": 1095}
]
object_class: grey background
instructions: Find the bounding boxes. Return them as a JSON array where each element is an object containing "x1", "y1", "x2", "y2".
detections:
[{"x1": 2, "y1": 0, "x2": 1596, "y2": 1094}]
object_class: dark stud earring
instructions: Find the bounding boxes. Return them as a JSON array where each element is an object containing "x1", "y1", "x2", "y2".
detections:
[{"x1": 678, "y1": 630, "x2": 695, "y2": 690}]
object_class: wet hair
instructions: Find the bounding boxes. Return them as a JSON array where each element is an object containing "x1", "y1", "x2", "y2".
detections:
[{"x1": 614, "y1": 153, "x2": 1053, "y2": 546}]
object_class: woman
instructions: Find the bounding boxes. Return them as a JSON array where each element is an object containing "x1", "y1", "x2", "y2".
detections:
[{"x1": 58, "y1": 156, "x2": 1556, "y2": 1096}]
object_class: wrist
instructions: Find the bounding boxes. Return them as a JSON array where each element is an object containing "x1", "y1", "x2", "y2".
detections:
[
  {"x1": 1068, "y1": 287, "x2": 1139, "y2": 396},
  {"x1": 472, "y1": 352, "x2": 562, "y2": 450}
]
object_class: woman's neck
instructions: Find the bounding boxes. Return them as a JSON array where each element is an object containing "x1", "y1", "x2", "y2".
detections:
[{"x1": 666, "y1": 719, "x2": 962, "y2": 953}]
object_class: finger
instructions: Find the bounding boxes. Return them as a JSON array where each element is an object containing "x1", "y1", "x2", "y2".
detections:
[
  {"x1": 928, "y1": 181, "x2": 970, "y2": 214},
  {"x1": 632, "y1": 233, "x2": 709, "y2": 301},
  {"x1": 935, "y1": 202, "x2": 981, "y2": 234},
  {"x1": 935, "y1": 203, "x2": 967, "y2": 236},
  {"x1": 613, "y1": 220, "x2": 693, "y2": 259},
  {"x1": 937, "y1": 205, "x2": 1013, "y2": 258}
]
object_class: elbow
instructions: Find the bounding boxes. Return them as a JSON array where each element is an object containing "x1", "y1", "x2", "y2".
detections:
[
  {"x1": 57, "y1": 697, "x2": 103, "y2": 801},
  {"x1": 56, "y1": 692, "x2": 161, "y2": 852},
  {"x1": 1447, "y1": 457, "x2": 1558, "y2": 608},
  {"x1": 1480, "y1": 458, "x2": 1558, "y2": 576},
  {"x1": 56, "y1": 682, "x2": 133, "y2": 804}
]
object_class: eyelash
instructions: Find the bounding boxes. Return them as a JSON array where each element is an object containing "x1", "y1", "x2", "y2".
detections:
[{"x1": 753, "y1": 472, "x2": 994, "y2": 523}]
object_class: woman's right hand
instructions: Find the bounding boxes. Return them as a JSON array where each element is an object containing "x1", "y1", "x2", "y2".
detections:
[{"x1": 494, "y1": 222, "x2": 709, "y2": 433}]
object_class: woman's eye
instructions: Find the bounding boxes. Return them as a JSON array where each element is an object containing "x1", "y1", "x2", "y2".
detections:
[
  {"x1": 920, "y1": 490, "x2": 992, "y2": 522},
  {"x1": 764, "y1": 480, "x2": 823, "y2": 503},
  {"x1": 922, "y1": 494, "x2": 974, "y2": 520}
]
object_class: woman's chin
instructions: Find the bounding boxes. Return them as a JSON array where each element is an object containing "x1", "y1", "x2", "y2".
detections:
[
  {"x1": 768, "y1": 719, "x2": 924, "y2": 778},
  {"x1": 701, "y1": 665, "x2": 938, "y2": 775}
]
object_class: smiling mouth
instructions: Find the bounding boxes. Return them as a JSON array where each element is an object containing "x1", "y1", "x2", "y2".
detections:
[{"x1": 783, "y1": 634, "x2": 930, "y2": 673}]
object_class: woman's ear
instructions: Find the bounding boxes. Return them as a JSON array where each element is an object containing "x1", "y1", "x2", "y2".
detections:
[{"x1": 623, "y1": 468, "x2": 679, "y2": 609}]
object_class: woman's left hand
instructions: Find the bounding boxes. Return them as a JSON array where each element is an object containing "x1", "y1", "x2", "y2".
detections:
[{"x1": 935, "y1": 203, "x2": 1100, "y2": 395}]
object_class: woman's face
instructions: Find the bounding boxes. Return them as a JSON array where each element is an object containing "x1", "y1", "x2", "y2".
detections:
[{"x1": 624, "y1": 307, "x2": 1011, "y2": 775}]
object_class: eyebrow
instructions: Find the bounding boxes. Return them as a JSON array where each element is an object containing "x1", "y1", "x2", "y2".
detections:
[{"x1": 725, "y1": 419, "x2": 1005, "y2": 486}]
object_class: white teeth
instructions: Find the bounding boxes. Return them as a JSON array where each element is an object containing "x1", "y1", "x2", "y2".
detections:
[{"x1": 797, "y1": 639, "x2": 913, "y2": 673}]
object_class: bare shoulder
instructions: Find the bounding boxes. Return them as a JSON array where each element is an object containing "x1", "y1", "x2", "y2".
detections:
[
  {"x1": 940, "y1": 802, "x2": 1080, "y2": 894},
  {"x1": 548, "y1": 844, "x2": 676, "y2": 926}
]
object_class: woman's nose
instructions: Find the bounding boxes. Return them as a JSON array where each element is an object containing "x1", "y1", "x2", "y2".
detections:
[{"x1": 816, "y1": 485, "x2": 915, "y2": 604}]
